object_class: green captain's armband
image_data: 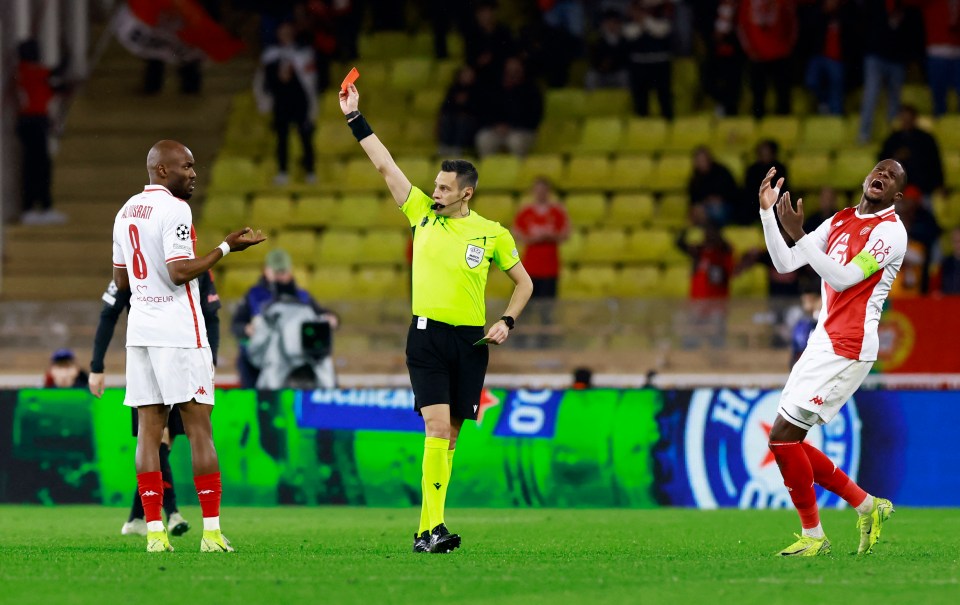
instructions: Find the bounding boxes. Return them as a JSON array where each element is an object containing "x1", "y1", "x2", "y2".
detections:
[{"x1": 851, "y1": 250, "x2": 880, "y2": 278}]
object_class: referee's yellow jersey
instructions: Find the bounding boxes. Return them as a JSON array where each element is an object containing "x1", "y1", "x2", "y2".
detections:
[{"x1": 401, "y1": 186, "x2": 520, "y2": 326}]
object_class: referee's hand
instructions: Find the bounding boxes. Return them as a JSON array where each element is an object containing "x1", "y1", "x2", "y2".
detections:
[
  {"x1": 483, "y1": 321, "x2": 511, "y2": 345},
  {"x1": 340, "y1": 84, "x2": 359, "y2": 115}
]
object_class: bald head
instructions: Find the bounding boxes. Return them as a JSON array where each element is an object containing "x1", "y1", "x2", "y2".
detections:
[{"x1": 147, "y1": 140, "x2": 196, "y2": 199}]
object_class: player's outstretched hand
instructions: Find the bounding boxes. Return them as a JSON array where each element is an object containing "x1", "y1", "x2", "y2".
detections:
[
  {"x1": 340, "y1": 83, "x2": 359, "y2": 115},
  {"x1": 759, "y1": 167, "x2": 784, "y2": 211},
  {"x1": 226, "y1": 227, "x2": 267, "y2": 252},
  {"x1": 88, "y1": 372, "x2": 105, "y2": 399},
  {"x1": 776, "y1": 191, "x2": 806, "y2": 241},
  {"x1": 483, "y1": 320, "x2": 511, "y2": 345}
]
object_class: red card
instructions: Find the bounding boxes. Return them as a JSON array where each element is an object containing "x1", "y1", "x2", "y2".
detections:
[{"x1": 341, "y1": 67, "x2": 359, "y2": 91}]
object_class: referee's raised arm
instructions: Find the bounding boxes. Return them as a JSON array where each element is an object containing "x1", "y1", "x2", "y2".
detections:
[{"x1": 339, "y1": 84, "x2": 412, "y2": 206}]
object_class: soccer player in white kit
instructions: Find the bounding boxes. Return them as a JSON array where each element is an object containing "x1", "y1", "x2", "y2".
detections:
[
  {"x1": 759, "y1": 160, "x2": 908, "y2": 557},
  {"x1": 112, "y1": 140, "x2": 265, "y2": 552}
]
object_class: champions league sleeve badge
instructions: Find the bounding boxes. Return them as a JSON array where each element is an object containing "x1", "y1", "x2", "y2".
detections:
[
  {"x1": 175, "y1": 224, "x2": 191, "y2": 241},
  {"x1": 654, "y1": 389, "x2": 861, "y2": 509}
]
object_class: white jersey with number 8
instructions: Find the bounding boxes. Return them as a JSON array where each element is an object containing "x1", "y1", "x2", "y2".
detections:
[{"x1": 112, "y1": 185, "x2": 209, "y2": 348}]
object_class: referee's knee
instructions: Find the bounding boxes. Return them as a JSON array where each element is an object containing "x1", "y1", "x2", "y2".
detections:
[{"x1": 423, "y1": 418, "x2": 451, "y2": 440}]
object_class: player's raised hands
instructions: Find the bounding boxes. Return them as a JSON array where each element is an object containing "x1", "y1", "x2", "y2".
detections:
[
  {"x1": 776, "y1": 191, "x2": 806, "y2": 242},
  {"x1": 226, "y1": 227, "x2": 267, "y2": 251},
  {"x1": 759, "y1": 167, "x2": 785, "y2": 211},
  {"x1": 339, "y1": 83, "x2": 359, "y2": 115}
]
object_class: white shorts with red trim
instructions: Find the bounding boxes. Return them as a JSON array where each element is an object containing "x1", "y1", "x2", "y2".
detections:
[
  {"x1": 777, "y1": 348, "x2": 873, "y2": 429},
  {"x1": 124, "y1": 346, "x2": 215, "y2": 407}
]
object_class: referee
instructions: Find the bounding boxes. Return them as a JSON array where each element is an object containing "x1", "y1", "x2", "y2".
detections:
[{"x1": 339, "y1": 83, "x2": 533, "y2": 554}]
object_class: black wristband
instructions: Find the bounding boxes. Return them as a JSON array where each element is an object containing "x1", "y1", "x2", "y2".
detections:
[
  {"x1": 345, "y1": 110, "x2": 360, "y2": 121},
  {"x1": 347, "y1": 113, "x2": 374, "y2": 141},
  {"x1": 500, "y1": 315, "x2": 515, "y2": 330}
]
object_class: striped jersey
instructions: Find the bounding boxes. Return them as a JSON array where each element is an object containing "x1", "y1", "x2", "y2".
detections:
[
  {"x1": 112, "y1": 185, "x2": 208, "y2": 348},
  {"x1": 805, "y1": 205, "x2": 907, "y2": 361}
]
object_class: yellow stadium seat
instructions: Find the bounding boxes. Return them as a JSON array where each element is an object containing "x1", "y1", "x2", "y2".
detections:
[
  {"x1": 564, "y1": 156, "x2": 612, "y2": 191},
  {"x1": 410, "y1": 31, "x2": 434, "y2": 57},
  {"x1": 486, "y1": 266, "x2": 514, "y2": 299},
  {"x1": 587, "y1": 88, "x2": 631, "y2": 116},
  {"x1": 307, "y1": 266, "x2": 356, "y2": 300},
  {"x1": 354, "y1": 267, "x2": 404, "y2": 299},
  {"x1": 901, "y1": 84, "x2": 933, "y2": 116},
  {"x1": 788, "y1": 152, "x2": 831, "y2": 190},
  {"x1": 477, "y1": 155, "x2": 521, "y2": 191},
  {"x1": 579, "y1": 117, "x2": 624, "y2": 152},
  {"x1": 341, "y1": 158, "x2": 386, "y2": 193},
  {"x1": 544, "y1": 88, "x2": 587, "y2": 119},
  {"x1": 798, "y1": 116, "x2": 845, "y2": 151},
  {"x1": 650, "y1": 154, "x2": 692, "y2": 192},
  {"x1": 396, "y1": 118, "x2": 437, "y2": 155},
  {"x1": 291, "y1": 195, "x2": 337, "y2": 228},
  {"x1": 410, "y1": 89, "x2": 445, "y2": 117},
  {"x1": 360, "y1": 229, "x2": 407, "y2": 266},
  {"x1": 714, "y1": 117, "x2": 757, "y2": 153},
  {"x1": 609, "y1": 155, "x2": 655, "y2": 191},
  {"x1": 249, "y1": 194, "x2": 293, "y2": 231},
  {"x1": 475, "y1": 194, "x2": 516, "y2": 225},
  {"x1": 564, "y1": 193, "x2": 607, "y2": 227},
  {"x1": 622, "y1": 117, "x2": 668, "y2": 153},
  {"x1": 757, "y1": 116, "x2": 800, "y2": 151},
  {"x1": 314, "y1": 122, "x2": 360, "y2": 157},
  {"x1": 559, "y1": 228, "x2": 584, "y2": 260},
  {"x1": 580, "y1": 227, "x2": 629, "y2": 263},
  {"x1": 435, "y1": 58, "x2": 460, "y2": 85},
  {"x1": 722, "y1": 226, "x2": 765, "y2": 257},
  {"x1": 612, "y1": 266, "x2": 660, "y2": 297},
  {"x1": 201, "y1": 194, "x2": 247, "y2": 230},
  {"x1": 666, "y1": 115, "x2": 713, "y2": 152},
  {"x1": 713, "y1": 151, "x2": 745, "y2": 183},
  {"x1": 390, "y1": 58, "x2": 433, "y2": 91},
  {"x1": 396, "y1": 156, "x2": 436, "y2": 191},
  {"x1": 334, "y1": 195, "x2": 398, "y2": 229},
  {"x1": 608, "y1": 193, "x2": 654, "y2": 226},
  {"x1": 731, "y1": 265, "x2": 769, "y2": 298},
  {"x1": 560, "y1": 265, "x2": 616, "y2": 299},
  {"x1": 659, "y1": 265, "x2": 691, "y2": 298},
  {"x1": 532, "y1": 118, "x2": 581, "y2": 154},
  {"x1": 936, "y1": 115, "x2": 960, "y2": 150},
  {"x1": 933, "y1": 191, "x2": 960, "y2": 229},
  {"x1": 358, "y1": 33, "x2": 408, "y2": 60},
  {"x1": 517, "y1": 154, "x2": 565, "y2": 188},
  {"x1": 828, "y1": 150, "x2": 876, "y2": 189},
  {"x1": 272, "y1": 230, "x2": 316, "y2": 266},
  {"x1": 209, "y1": 157, "x2": 265, "y2": 194},
  {"x1": 943, "y1": 150, "x2": 960, "y2": 189},
  {"x1": 627, "y1": 229, "x2": 675, "y2": 263},
  {"x1": 651, "y1": 193, "x2": 689, "y2": 229},
  {"x1": 219, "y1": 267, "x2": 263, "y2": 299},
  {"x1": 314, "y1": 230, "x2": 364, "y2": 267}
]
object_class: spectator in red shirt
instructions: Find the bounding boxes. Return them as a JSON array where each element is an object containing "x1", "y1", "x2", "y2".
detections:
[
  {"x1": 678, "y1": 216, "x2": 736, "y2": 348},
  {"x1": 513, "y1": 177, "x2": 571, "y2": 299},
  {"x1": 737, "y1": 0, "x2": 798, "y2": 117},
  {"x1": 905, "y1": 0, "x2": 960, "y2": 116}
]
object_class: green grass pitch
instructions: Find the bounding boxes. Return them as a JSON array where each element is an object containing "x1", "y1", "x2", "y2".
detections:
[{"x1": 1, "y1": 506, "x2": 957, "y2": 605}]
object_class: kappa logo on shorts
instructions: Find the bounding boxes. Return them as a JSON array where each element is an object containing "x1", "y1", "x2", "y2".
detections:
[
  {"x1": 195, "y1": 386, "x2": 207, "y2": 396},
  {"x1": 465, "y1": 244, "x2": 484, "y2": 268},
  {"x1": 810, "y1": 395, "x2": 825, "y2": 406},
  {"x1": 683, "y1": 388, "x2": 861, "y2": 509}
]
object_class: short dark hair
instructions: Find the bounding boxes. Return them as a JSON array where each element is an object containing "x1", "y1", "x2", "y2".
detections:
[
  {"x1": 900, "y1": 103, "x2": 918, "y2": 117},
  {"x1": 758, "y1": 139, "x2": 779, "y2": 156},
  {"x1": 440, "y1": 159, "x2": 479, "y2": 190}
]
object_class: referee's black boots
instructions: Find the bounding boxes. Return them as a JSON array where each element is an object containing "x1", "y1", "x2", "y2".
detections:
[
  {"x1": 413, "y1": 530, "x2": 430, "y2": 553},
  {"x1": 428, "y1": 523, "x2": 461, "y2": 554}
]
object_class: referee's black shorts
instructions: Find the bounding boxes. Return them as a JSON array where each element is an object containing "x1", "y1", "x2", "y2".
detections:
[
  {"x1": 406, "y1": 316, "x2": 489, "y2": 421},
  {"x1": 131, "y1": 405, "x2": 186, "y2": 437}
]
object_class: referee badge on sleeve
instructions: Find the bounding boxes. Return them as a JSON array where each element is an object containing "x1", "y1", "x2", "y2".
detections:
[{"x1": 465, "y1": 244, "x2": 484, "y2": 268}]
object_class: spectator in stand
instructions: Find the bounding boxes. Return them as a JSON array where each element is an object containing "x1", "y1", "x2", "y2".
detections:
[
  {"x1": 879, "y1": 104, "x2": 944, "y2": 199},
  {"x1": 513, "y1": 177, "x2": 571, "y2": 300},
  {"x1": 585, "y1": 8, "x2": 630, "y2": 90},
  {"x1": 895, "y1": 185, "x2": 942, "y2": 294},
  {"x1": 541, "y1": 0, "x2": 588, "y2": 40},
  {"x1": 438, "y1": 66, "x2": 481, "y2": 156},
  {"x1": 44, "y1": 349, "x2": 89, "y2": 389},
  {"x1": 738, "y1": 0, "x2": 798, "y2": 118},
  {"x1": 700, "y1": 0, "x2": 743, "y2": 116},
  {"x1": 475, "y1": 57, "x2": 543, "y2": 158},
  {"x1": 519, "y1": 16, "x2": 580, "y2": 88},
  {"x1": 799, "y1": 0, "x2": 855, "y2": 115},
  {"x1": 688, "y1": 146, "x2": 740, "y2": 227},
  {"x1": 858, "y1": 0, "x2": 914, "y2": 143},
  {"x1": 803, "y1": 186, "x2": 842, "y2": 233},
  {"x1": 789, "y1": 278, "x2": 822, "y2": 366},
  {"x1": 906, "y1": 0, "x2": 960, "y2": 116},
  {"x1": 427, "y1": 0, "x2": 472, "y2": 59},
  {"x1": 677, "y1": 216, "x2": 736, "y2": 348},
  {"x1": 463, "y1": 1, "x2": 517, "y2": 87},
  {"x1": 623, "y1": 0, "x2": 676, "y2": 119},
  {"x1": 14, "y1": 39, "x2": 66, "y2": 226},
  {"x1": 741, "y1": 139, "x2": 788, "y2": 223},
  {"x1": 938, "y1": 228, "x2": 960, "y2": 294},
  {"x1": 259, "y1": 22, "x2": 318, "y2": 187}
]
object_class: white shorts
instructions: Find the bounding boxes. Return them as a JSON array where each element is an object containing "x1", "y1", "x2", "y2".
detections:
[
  {"x1": 124, "y1": 346, "x2": 215, "y2": 407},
  {"x1": 778, "y1": 348, "x2": 873, "y2": 430}
]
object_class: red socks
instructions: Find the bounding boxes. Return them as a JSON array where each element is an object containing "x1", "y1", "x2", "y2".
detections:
[
  {"x1": 194, "y1": 472, "x2": 222, "y2": 519},
  {"x1": 769, "y1": 441, "x2": 820, "y2": 529},
  {"x1": 801, "y1": 442, "x2": 868, "y2": 508},
  {"x1": 137, "y1": 471, "x2": 164, "y2": 523}
]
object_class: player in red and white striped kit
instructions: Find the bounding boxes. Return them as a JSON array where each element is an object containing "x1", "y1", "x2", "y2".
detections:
[
  {"x1": 758, "y1": 160, "x2": 907, "y2": 557},
  {"x1": 112, "y1": 140, "x2": 265, "y2": 553}
]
